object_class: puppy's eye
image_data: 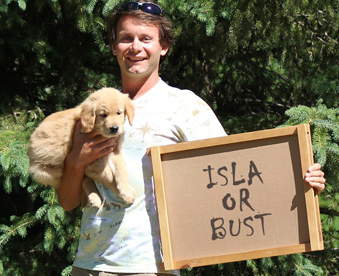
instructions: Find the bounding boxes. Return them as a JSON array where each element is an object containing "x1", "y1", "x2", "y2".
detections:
[
  {"x1": 117, "y1": 111, "x2": 122, "y2": 115},
  {"x1": 101, "y1": 114, "x2": 108, "y2": 118}
]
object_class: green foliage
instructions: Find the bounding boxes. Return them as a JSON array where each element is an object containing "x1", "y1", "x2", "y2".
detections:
[
  {"x1": 282, "y1": 102, "x2": 339, "y2": 275},
  {"x1": 1, "y1": 0, "x2": 339, "y2": 275},
  {"x1": 0, "y1": 0, "x2": 121, "y2": 115},
  {"x1": 282, "y1": 102, "x2": 339, "y2": 189},
  {"x1": 181, "y1": 254, "x2": 324, "y2": 275},
  {"x1": 0, "y1": 113, "x2": 82, "y2": 276},
  {"x1": 160, "y1": 0, "x2": 339, "y2": 134}
]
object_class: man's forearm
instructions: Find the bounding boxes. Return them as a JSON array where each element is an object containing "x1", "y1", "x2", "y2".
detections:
[{"x1": 56, "y1": 156, "x2": 85, "y2": 211}]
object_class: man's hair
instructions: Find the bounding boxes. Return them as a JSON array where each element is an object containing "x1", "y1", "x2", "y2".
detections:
[{"x1": 107, "y1": 0, "x2": 174, "y2": 65}]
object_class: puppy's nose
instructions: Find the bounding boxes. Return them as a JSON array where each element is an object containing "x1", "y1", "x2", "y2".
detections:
[{"x1": 110, "y1": 126, "x2": 119, "y2": 134}]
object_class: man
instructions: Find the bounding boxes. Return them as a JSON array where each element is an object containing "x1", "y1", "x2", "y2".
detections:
[{"x1": 56, "y1": 1, "x2": 326, "y2": 276}]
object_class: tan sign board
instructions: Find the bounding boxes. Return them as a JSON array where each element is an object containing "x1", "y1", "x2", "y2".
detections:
[{"x1": 148, "y1": 124, "x2": 323, "y2": 270}]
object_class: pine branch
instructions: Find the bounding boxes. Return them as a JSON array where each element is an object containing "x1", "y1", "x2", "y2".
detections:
[
  {"x1": 320, "y1": 207, "x2": 339, "y2": 217},
  {"x1": 0, "y1": 216, "x2": 38, "y2": 249}
]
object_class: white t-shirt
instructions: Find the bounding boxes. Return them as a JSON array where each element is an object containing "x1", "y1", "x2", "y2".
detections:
[{"x1": 73, "y1": 79, "x2": 226, "y2": 274}]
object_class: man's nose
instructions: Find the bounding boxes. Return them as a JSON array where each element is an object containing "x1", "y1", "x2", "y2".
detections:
[{"x1": 130, "y1": 38, "x2": 142, "y2": 52}]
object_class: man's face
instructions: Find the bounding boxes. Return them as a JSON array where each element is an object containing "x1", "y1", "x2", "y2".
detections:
[{"x1": 112, "y1": 16, "x2": 169, "y2": 80}]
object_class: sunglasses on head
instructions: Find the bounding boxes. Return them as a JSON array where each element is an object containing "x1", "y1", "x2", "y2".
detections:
[{"x1": 118, "y1": 1, "x2": 163, "y2": 16}]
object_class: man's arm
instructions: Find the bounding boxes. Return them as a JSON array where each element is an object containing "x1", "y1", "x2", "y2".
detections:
[{"x1": 56, "y1": 121, "x2": 118, "y2": 211}]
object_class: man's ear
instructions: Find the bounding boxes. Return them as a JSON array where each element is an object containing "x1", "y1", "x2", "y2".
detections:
[
  {"x1": 112, "y1": 44, "x2": 117, "y2": 56},
  {"x1": 160, "y1": 43, "x2": 170, "y2": 57}
]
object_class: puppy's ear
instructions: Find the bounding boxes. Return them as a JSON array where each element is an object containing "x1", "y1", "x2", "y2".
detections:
[
  {"x1": 125, "y1": 97, "x2": 135, "y2": 126},
  {"x1": 80, "y1": 101, "x2": 96, "y2": 133}
]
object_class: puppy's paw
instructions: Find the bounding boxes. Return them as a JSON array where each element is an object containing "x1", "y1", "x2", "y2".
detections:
[
  {"x1": 119, "y1": 185, "x2": 136, "y2": 205},
  {"x1": 87, "y1": 192, "x2": 102, "y2": 208}
]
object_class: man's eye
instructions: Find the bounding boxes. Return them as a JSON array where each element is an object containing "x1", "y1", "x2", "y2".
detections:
[
  {"x1": 101, "y1": 114, "x2": 108, "y2": 118},
  {"x1": 121, "y1": 36, "x2": 132, "y2": 42},
  {"x1": 141, "y1": 37, "x2": 152, "y2": 42}
]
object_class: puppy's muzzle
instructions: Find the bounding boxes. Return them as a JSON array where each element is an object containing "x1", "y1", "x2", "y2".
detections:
[{"x1": 110, "y1": 126, "x2": 119, "y2": 135}]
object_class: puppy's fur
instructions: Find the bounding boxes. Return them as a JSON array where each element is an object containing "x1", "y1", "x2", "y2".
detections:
[{"x1": 28, "y1": 88, "x2": 135, "y2": 207}]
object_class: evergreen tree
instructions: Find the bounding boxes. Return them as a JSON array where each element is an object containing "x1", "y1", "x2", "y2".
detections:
[
  {"x1": 281, "y1": 102, "x2": 339, "y2": 275},
  {"x1": 0, "y1": 112, "x2": 82, "y2": 276},
  {"x1": 0, "y1": 0, "x2": 338, "y2": 275}
]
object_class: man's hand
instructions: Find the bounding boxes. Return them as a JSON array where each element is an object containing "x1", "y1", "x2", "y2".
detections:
[
  {"x1": 68, "y1": 121, "x2": 119, "y2": 170},
  {"x1": 305, "y1": 163, "x2": 326, "y2": 195},
  {"x1": 57, "y1": 121, "x2": 119, "y2": 211}
]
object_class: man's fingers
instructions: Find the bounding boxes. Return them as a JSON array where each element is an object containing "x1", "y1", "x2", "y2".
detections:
[
  {"x1": 305, "y1": 171, "x2": 325, "y2": 180},
  {"x1": 308, "y1": 182, "x2": 326, "y2": 195},
  {"x1": 92, "y1": 136, "x2": 119, "y2": 155},
  {"x1": 308, "y1": 163, "x2": 322, "y2": 172}
]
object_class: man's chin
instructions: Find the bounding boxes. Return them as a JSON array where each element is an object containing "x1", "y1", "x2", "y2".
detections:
[{"x1": 126, "y1": 67, "x2": 149, "y2": 76}]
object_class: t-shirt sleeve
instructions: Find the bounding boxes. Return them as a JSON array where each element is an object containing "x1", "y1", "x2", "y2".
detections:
[{"x1": 173, "y1": 90, "x2": 227, "y2": 141}]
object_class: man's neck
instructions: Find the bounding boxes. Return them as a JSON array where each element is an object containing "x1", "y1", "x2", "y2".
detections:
[{"x1": 122, "y1": 74, "x2": 160, "y2": 100}]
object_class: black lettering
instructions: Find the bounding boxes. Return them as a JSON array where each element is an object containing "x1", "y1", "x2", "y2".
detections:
[
  {"x1": 232, "y1": 162, "x2": 245, "y2": 185},
  {"x1": 222, "y1": 193, "x2": 236, "y2": 210},
  {"x1": 243, "y1": 216, "x2": 254, "y2": 236},
  {"x1": 254, "y1": 213, "x2": 272, "y2": 235},
  {"x1": 248, "y1": 161, "x2": 263, "y2": 185},
  {"x1": 229, "y1": 219, "x2": 242, "y2": 236},
  {"x1": 218, "y1": 166, "x2": 228, "y2": 186},
  {"x1": 240, "y1": 188, "x2": 255, "y2": 211},
  {"x1": 211, "y1": 218, "x2": 226, "y2": 240},
  {"x1": 203, "y1": 165, "x2": 217, "y2": 189}
]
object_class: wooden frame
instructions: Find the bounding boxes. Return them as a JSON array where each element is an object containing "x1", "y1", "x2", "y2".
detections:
[{"x1": 148, "y1": 124, "x2": 323, "y2": 270}]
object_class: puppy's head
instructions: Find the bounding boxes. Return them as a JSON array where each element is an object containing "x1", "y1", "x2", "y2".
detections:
[{"x1": 80, "y1": 88, "x2": 134, "y2": 137}]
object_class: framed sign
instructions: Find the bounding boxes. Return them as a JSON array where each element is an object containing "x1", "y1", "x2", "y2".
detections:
[{"x1": 148, "y1": 124, "x2": 323, "y2": 270}]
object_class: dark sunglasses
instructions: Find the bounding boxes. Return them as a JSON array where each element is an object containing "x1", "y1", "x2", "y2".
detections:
[{"x1": 118, "y1": 1, "x2": 163, "y2": 16}]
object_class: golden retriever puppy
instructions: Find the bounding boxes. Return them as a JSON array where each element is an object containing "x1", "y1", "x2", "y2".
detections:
[{"x1": 28, "y1": 88, "x2": 136, "y2": 207}]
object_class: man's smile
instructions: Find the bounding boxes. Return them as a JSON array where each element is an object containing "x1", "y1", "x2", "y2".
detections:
[{"x1": 128, "y1": 57, "x2": 146, "y2": 61}]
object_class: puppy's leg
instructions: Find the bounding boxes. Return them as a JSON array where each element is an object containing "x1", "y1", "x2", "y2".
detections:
[
  {"x1": 86, "y1": 157, "x2": 119, "y2": 194},
  {"x1": 82, "y1": 176, "x2": 103, "y2": 208},
  {"x1": 85, "y1": 153, "x2": 135, "y2": 205},
  {"x1": 108, "y1": 153, "x2": 136, "y2": 205}
]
